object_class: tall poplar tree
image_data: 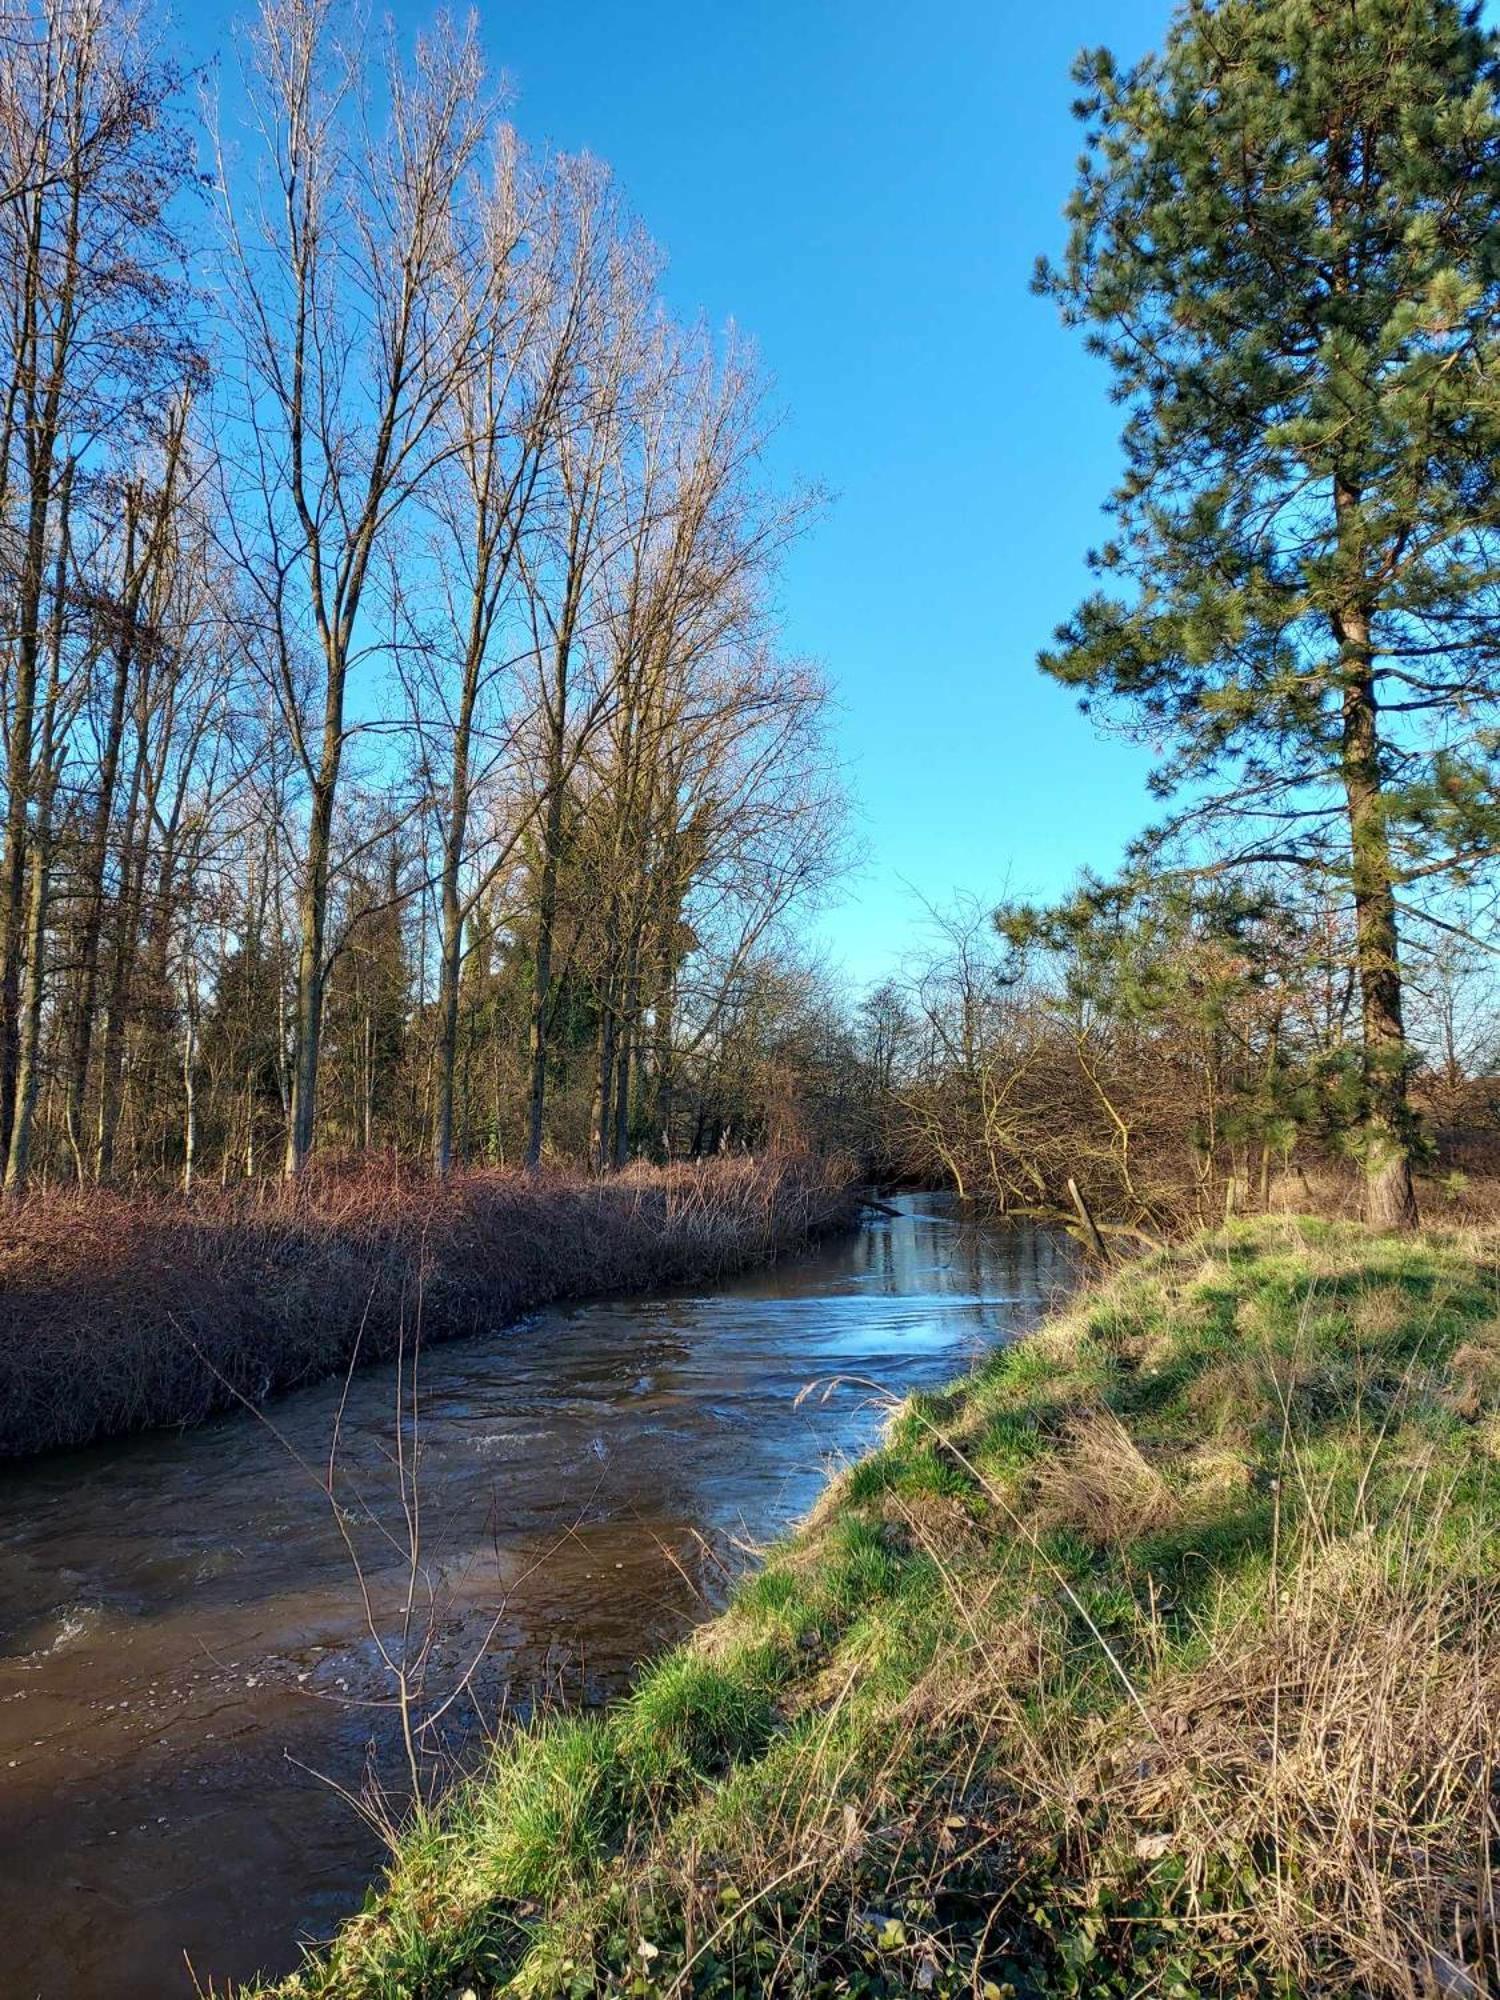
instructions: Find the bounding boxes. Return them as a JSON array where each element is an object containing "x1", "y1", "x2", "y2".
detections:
[{"x1": 1038, "y1": 0, "x2": 1500, "y2": 1227}]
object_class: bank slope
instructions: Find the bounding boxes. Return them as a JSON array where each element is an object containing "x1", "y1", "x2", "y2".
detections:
[{"x1": 263, "y1": 1218, "x2": 1500, "y2": 2000}]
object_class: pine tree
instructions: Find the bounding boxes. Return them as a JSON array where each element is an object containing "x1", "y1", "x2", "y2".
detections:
[{"x1": 1037, "y1": 0, "x2": 1500, "y2": 1226}]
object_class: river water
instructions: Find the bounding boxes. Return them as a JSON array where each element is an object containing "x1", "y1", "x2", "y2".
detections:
[{"x1": 0, "y1": 1193, "x2": 1076, "y2": 1999}]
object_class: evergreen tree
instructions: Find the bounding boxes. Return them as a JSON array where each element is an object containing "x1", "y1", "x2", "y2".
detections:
[{"x1": 1037, "y1": 0, "x2": 1500, "y2": 1226}]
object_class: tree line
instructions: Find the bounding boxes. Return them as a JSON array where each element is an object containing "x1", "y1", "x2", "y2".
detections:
[
  {"x1": 848, "y1": 879, "x2": 1496, "y2": 1233},
  {"x1": 0, "y1": 0, "x2": 842, "y2": 1189},
  {"x1": 10, "y1": 0, "x2": 1500, "y2": 1225}
]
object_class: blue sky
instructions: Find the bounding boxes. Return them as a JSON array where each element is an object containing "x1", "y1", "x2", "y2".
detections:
[{"x1": 190, "y1": 0, "x2": 1176, "y2": 990}]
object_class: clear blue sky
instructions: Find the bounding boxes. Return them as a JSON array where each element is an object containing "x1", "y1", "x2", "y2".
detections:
[{"x1": 190, "y1": 0, "x2": 1176, "y2": 991}]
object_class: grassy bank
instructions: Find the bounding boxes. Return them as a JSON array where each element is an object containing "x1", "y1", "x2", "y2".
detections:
[
  {"x1": 0, "y1": 1156, "x2": 855, "y2": 1459},
  {"x1": 257, "y1": 1218, "x2": 1500, "y2": 2000}
]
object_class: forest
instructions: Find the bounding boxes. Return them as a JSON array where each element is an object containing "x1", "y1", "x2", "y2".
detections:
[
  {"x1": 4, "y1": 0, "x2": 1500, "y2": 1252},
  {"x1": 0, "y1": 0, "x2": 846, "y2": 1192}
]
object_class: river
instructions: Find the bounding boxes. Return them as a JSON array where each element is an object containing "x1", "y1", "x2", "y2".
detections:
[{"x1": 0, "y1": 1192, "x2": 1076, "y2": 1998}]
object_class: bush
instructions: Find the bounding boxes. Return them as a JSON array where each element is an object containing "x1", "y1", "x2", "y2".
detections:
[{"x1": 0, "y1": 1156, "x2": 856, "y2": 1458}]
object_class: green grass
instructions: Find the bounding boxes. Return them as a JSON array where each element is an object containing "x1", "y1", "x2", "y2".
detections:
[{"x1": 257, "y1": 1219, "x2": 1500, "y2": 1999}]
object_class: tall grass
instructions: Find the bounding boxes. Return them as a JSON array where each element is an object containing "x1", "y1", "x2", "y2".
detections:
[
  {"x1": 253, "y1": 1218, "x2": 1500, "y2": 1999},
  {"x1": 0, "y1": 1155, "x2": 856, "y2": 1459}
]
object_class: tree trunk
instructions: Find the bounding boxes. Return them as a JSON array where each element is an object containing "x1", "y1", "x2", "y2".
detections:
[
  {"x1": 181, "y1": 1000, "x2": 198, "y2": 1194},
  {"x1": 592, "y1": 997, "x2": 616, "y2": 1172},
  {"x1": 433, "y1": 868, "x2": 463, "y2": 1175},
  {"x1": 65, "y1": 418, "x2": 186, "y2": 1177},
  {"x1": 524, "y1": 777, "x2": 565, "y2": 1171},
  {"x1": 5, "y1": 466, "x2": 70, "y2": 1190},
  {"x1": 285, "y1": 764, "x2": 337, "y2": 1176},
  {"x1": 432, "y1": 587, "x2": 483, "y2": 1175},
  {"x1": 64, "y1": 626, "x2": 131, "y2": 1177},
  {"x1": 1337, "y1": 587, "x2": 1418, "y2": 1230},
  {"x1": 6, "y1": 840, "x2": 49, "y2": 1191},
  {"x1": 0, "y1": 153, "x2": 79, "y2": 1163},
  {"x1": 94, "y1": 733, "x2": 150, "y2": 1181},
  {"x1": 611, "y1": 941, "x2": 639, "y2": 1169},
  {"x1": 652, "y1": 933, "x2": 676, "y2": 1159},
  {"x1": 611, "y1": 1023, "x2": 632, "y2": 1169},
  {"x1": 0, "y1": 461, "x2": 51, "y2": 1158},
  {"x1": 362, "y1": 1008, "x2": 375, "y2": 1150}
]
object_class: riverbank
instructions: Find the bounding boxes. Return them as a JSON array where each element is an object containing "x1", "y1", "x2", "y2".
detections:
[
  {"x1": 0, "y1": 1156, "x2": 857, "y2": 1459},
  {"x1": 258, "y1": 1217, "x2": 1500, "y2": 1999}
]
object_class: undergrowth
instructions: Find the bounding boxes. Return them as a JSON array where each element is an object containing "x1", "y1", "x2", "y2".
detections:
[
  {"x1": 253, "y1": 1218, "x2": 1500, "y2": 1999},
  {"x1": 0, "y1": 1155, "x2": 854, "y2": 1457}
]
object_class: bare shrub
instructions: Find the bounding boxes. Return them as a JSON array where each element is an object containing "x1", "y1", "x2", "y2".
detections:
[{"x1": 0, "y1": 1153, "x2": 856, "y2": 1457}]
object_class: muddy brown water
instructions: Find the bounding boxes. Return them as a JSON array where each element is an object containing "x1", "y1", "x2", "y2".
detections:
[{"x1": 0, "y1": 1193, "x2": 1077, "y2": 1999}]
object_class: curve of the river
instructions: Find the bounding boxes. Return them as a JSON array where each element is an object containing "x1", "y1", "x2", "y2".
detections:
[{"x1": 0, "y1": 1192, "x2": 1076, "y2": 1998}]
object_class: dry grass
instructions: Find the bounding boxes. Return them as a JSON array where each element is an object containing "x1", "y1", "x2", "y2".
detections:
[
  {"x1": 1096, "y1": 1534, "x2": 1500, "y2": 1999},
  {"x1": 0, "y1": 1155, "x2": 857, "y2": 1459},
  {"x1": 1030, "y1": 1406, "x2": 1180, "y2": 1544}
]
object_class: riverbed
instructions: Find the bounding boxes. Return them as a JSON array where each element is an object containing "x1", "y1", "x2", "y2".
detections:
[{"x1": 0, "y1": 1193, "x2": 1076, "y2": 1998}]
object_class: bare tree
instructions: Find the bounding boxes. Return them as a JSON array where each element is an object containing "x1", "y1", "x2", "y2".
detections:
[
  {"x1": 416, "y1": 144, "x2": 610, "y2": 1173},
  {"x1": 214, "y1": 0, "x2": 488, "y2": 1173},
  {"x1": 513, "y1": 190, "x2": 652, "y2": 1168},
  {"x1": 0, "y1": 0, "x2": 194, "y2": 1166},
  {"x1": 0, "y1": 0, "x2": 850, "y2": 1191}
]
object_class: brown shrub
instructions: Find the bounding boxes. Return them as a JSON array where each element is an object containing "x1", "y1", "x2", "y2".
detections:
[{"x1": 0, "y1": 1155, "x2": 857, "y2": 1459}]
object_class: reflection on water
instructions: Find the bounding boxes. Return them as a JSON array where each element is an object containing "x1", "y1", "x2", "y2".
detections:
[{"x1": 0, "y1": 1193, "x2": 1076, "y2": 1998}]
